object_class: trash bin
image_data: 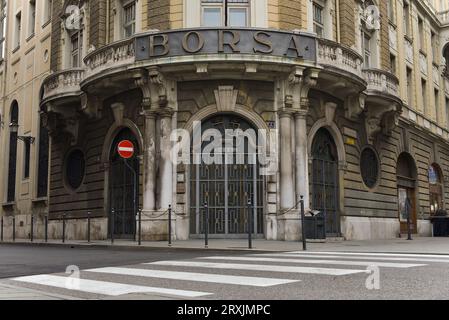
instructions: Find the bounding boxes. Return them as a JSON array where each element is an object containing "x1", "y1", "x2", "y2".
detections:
[
  {"x1": 304, "y1": 211, "x2": 326, "y2": 240},
  {"x1": 431, "y1": 210, "x2": 449, "y2": 237}
]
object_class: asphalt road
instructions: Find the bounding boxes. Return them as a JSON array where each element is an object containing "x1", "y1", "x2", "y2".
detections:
[{"x1": 1, "y1": 244, "x2": 449, "y2": 300}]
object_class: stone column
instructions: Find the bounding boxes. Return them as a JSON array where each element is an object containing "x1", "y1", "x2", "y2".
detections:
[
  {"x1": 279, "y1": 111, "x2": 295, "y2": 210},
  {"x1": 157, "y1": 111, "x2": 173, "y2": 210},
  {"x1": 143, "y1": 110, "x2": 157, "y2": 211},
  {"x1": 295, "y1": 107, "x2": 310, "y2": 211}
]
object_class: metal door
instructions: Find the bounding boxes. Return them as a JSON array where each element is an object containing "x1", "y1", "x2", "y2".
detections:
[
  {"x1": 190, "y1": 115, "x2": 264, "y2": 237},
  {"x1": 109, "y1": 128, "x2": 139, "y2": 239},
  {"x1": 311, "y1": 128, "x2": 340, "y2": 236}
]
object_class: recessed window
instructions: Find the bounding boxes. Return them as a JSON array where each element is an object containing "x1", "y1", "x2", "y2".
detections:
[
  {"x1": 360, "y1": 147, "x2": 379, "y2": 189},
  {"x1": 201, "y1": 0, "x2": 249, "y2": 27},
  {"x1": 313, "y1": 2, "x2": 324, "y2": 37},
  {"x1": 14, "y1": 11, "x2": 21, "y2": 49},
  {"x1": 0, "y1": 0, "x2": 7, "y2": 59},
  {"x1": 28, "y1": 0, "x2": 36, "y2": 38},
  {"x1": 65, "y1": 149, "x2": 85, "y2": 190},
  {"x1": 123, "y1": 0, "x2": 136, "y2": 38},
  {"x1": 362, "y1": 31, "x2": 372, "y2": 68},
  {"x1": 70, "y1": 29, "x2": 83, "y2": 68}
]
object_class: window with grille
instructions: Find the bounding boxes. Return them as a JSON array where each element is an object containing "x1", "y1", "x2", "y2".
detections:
[
  {"x1": 7, "y1": 102, "x2": 19, "y2": 203},
  {"x1": 37, "y1": 115, "x2": 49, "y2": 198},
  {"x1": 65, "y1": 149, "x2": 85, "y2": 190},
  {"x1": 201, "y1": 0, "x2": 250, "y2": 27},
  {"x1": 313, "y1": 3, "x2": 324, "y2": 38},
  {"x1": 360, "y1": 147, "x2": 379, "y2": 189},
  {"x1": 123, "y1": 1, "x2": 136, "y2": 38}
]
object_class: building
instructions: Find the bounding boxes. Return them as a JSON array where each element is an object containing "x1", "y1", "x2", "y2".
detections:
[
  {"x1": 2, "y1": 0, "x2": 449, "y2": 242},
  {"x1": 0, "y1": 0, "x2": 52, "y2": 239}
]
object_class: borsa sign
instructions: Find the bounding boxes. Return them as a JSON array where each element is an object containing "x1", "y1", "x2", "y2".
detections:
[{"x1": 135, "y1": 28, "x2": 317, "y2": 61}]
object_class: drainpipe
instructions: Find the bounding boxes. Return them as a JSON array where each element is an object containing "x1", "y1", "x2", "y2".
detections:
[{"x1": 336, "y1": 0, "x2": 341, "y2": 43}]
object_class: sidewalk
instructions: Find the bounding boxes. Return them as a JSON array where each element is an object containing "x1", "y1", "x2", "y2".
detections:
[
  {"x1": 1, "y1": 237, "x2": 448, "y2": 254},
  {"x1": 0, "y1": 282, "x2": 78, "y2": 300}
]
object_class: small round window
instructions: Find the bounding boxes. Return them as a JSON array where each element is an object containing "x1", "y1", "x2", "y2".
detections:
[
  {"x1": 360, "y1": 147, "x2": 379, "y2": 189},
  {"x1": 65, "y1": 149, "x2": 85, "y2": 190}
]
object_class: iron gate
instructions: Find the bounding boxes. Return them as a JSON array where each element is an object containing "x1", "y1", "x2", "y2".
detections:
[
  {"x1": 190, "y1": 115, "x2": 264, "y2": 237},
  {"x1": 311, "y1": 128, "x2": 340, "y2": 236},
  {"x1": 109, "y1": 129, "x2": 139, "y2": 239}
]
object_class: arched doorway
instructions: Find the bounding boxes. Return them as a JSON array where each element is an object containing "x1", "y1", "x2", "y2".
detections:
[
  {"x1": 189, "y1": 114, "x2": 264, "y2": 237},
  {"x1": 396, "y1": 153, "x2": 417, "y2": 234},
  {"x1": 311, "y1": 128, "x2": 340, "y2": 236},
  {"x1": 429, "y1": 163, "x2": 444, "y2": 215},
  {"x1": 109, "y1": 128, "x2": 140, "y2": 239}
]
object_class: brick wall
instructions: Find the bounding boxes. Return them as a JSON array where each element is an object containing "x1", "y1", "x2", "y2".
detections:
[
  {"x1": 339, "y1": 0, "x2": 356, "y2": 47},
  {"x1": 50, "y1": 0, "x2": 63, "y2": 72},
  {"x1": 278, "y1": 0, "x2": 303, "y2": 30},
  {"x1": 148, "y1": 0, "x2": 170, "y2": 30},
  {"x1": 379, "y1": 0, "x2": 391, "y2": 71}
]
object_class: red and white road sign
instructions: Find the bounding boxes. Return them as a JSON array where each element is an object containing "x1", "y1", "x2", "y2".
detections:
[{"x1": 117, "y1": 140, "x2": 135, "y2": 159}]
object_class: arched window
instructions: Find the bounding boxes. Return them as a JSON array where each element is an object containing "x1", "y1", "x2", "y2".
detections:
[
  {"x1": 7, "y1": 101, "x2": 19, "y2": 203},
  {"x1": 443, "y1": 43, "x2": 449, "y2": 78},
  {"x1": 429, "y1": 164, "x2": 444, "y2": 215}
]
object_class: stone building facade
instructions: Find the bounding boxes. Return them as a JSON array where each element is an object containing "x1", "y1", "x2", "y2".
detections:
[
  {"x1": 0, "y1": 0, "x2": 52, "y2": 239},
  {"x1": 2, "y1": 0, "x2": 449, "y2": 241}
]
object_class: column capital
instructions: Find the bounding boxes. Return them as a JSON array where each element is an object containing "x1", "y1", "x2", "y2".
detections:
[{"x1": 278, "y1": 109, "x2": 295, "y2": 118}]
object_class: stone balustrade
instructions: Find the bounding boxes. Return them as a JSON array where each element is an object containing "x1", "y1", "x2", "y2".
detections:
[
  {"x1": 83, "y1": 38, "x2": 135, "y2": 79},
  {"x1": 362, "y1": 69, "x2": 400, "y2": 98},
  {"x1": 317, "y1": 38, "x2": 364, "y2": 80},
  {"x1": 42, "y1": 68, "x2": 85, "y2": 103}
]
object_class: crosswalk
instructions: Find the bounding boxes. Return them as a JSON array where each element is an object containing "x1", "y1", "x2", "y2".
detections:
[{"x1": 8, "y1": 250, "x2": 449, "y2": 299}]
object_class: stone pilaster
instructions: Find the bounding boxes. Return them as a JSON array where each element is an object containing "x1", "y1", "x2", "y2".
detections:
[
  {"x1": 294, "y1": 104, "x2": 309, "y2": 211},
  {"x1": 279, "y1": 110, "x2": 295, "y2": 210}
]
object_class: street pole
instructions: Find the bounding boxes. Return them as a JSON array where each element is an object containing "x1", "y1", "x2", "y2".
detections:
[
  {"x1": 168, "y1": 205, "x2": 172, "y2": 247},
  {"x1": 138, "y1": 208, "x2": 142, "y2": 246},
  {"x1": 1, "y1": 216, "x2": 3, "y2": 242},
  {"x1": 247, "y1": 198, "x2": 252, "y2": 249},
  {"x1": 111, "y1": 208, "x2": 115, "y2": 245},
  {"x1": 407, "y1": 213, "x2": 412, "y2": 241},
  {"x1": 204, "y1": 202, "x2": 209, "y2": 249},
  {"x1": 87, "y1": 211, "x2": 91, "y2": 243},
  {"x1": 62, "y1": 213, "x2": 66, "y2": 243},
  {"x1": 300, "y1": 195, "x2": 307, "y2": 251},
  {"x1": 45, "y1": 215, "x2": 48, "y2": 243},
  {"x1": 12, "y1": 216, "x2": 15, "y2": 242},
  {"x1": 30, "y1": 215, "x2": 34, "y2": 242}
]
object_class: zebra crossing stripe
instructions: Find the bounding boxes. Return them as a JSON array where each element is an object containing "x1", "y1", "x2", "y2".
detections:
[
  {"x1": 253, "y1": 253, "x2": 449, "y2": 263},
  {"x1": 85, "y1": 267, "x2": 299, "y2": 287},
  {"x1": 147, "y1": 261, "x2": 369, "y2": 276},
  {"x1": 12, "y1": 275, "x2": 211, "y2": 298},
  {"x1": 287, "y1": 251, "x2": 449, "y2": 259},
  {"x1": 199, "y1": 256, "x2": 426, "y2": 268}
]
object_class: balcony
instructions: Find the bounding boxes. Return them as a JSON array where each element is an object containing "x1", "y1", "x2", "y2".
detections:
[
  {"x1": 362, "y1": 69, "x2": 400, "y2": 99},
  {"x1": 41, "y1": 68, "x2": 85, "y2": 107},
  {"x1": 317, "y1": 38, "x2": 364, "y2": 80},
  {"x1": 83, "y1": 38, "x2": 135, "y2": 82}
]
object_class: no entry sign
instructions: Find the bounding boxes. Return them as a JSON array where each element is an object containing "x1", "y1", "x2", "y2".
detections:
[{"x1": 117, "y1": 140, "x2": 135, "y2": 159}]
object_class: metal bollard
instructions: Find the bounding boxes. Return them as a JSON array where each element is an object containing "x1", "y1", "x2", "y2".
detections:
[
  {"x1": 300, "y1": 195, "x2": 307, "y2": 251},
  {"x1": 204, "y1": 202, "x2": 209, "y2": 249},
  {"x1": 111, "y1": 208, "x2": 115, "y2": 244},
  {"x1": 45, "y1": 215, "x2": 48, "y2": 243},
  {"x1": 87, "y1": 211, "x2": 91, "y2": 243},
  {"x1": 12, "y1": 216, "x2": 15, "y2": 242},
  {"x1": 168, "y1": 205, "x2": 172, "y2": 247},
  {"x1": 247, "y1": 198, "x2": 252, "y2": 249},
  {"x1": 1, "y1": 216, "x2": 3, "y2": 242},
  {"x1": 138, "y1": 208, "x2": 142, "y2": 246},
  {"x1": 30, "y1": 215, "x2": 34, "y2": 242},
  {"x1": 62, "y1": 213, "x2": 66, "y2": 243}
]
